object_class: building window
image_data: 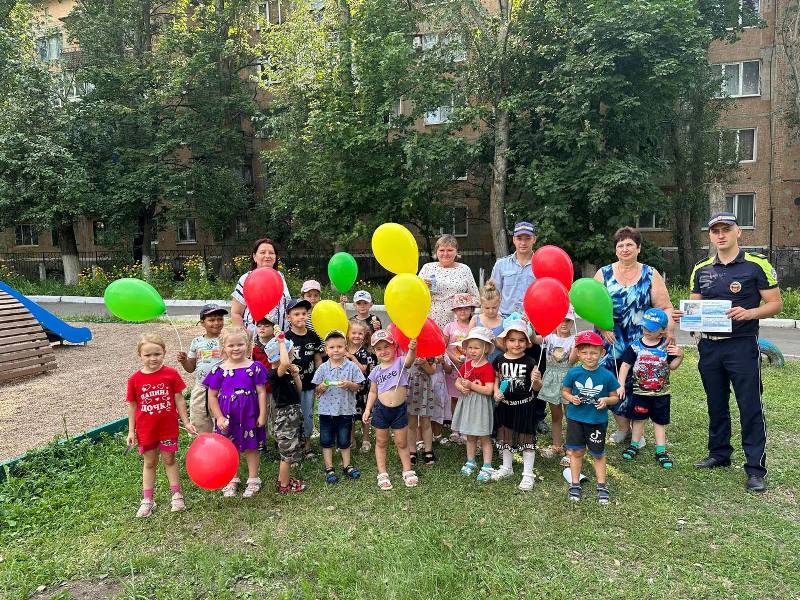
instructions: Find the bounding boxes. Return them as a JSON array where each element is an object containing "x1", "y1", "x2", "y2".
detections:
[
  {"x1": 725, "y1": 193, "x2": 755, "y2": 228},
  {"x1": 739, "y1": 0, "x2": 760, "y2": 26},
  {"x1": 385, "y1": 98, "x2": 402, "y2": 125},
  {"x1": 413, "y1": 33, "x2": 466, "y2": 62},
  {"x1": 15, "y1": 224, "x2": 39, "y2": 246},
  {"x1": 635, "y1": 212, "x2": 666, "y2": 230},
  {"x1": 177, "y1": 218, "x2": 197, "y2": 243},
  {"x1": 720, "y1": 128, "x2": 756, "y2": 163},
  {"x1": 424, "y1": 93, "x2": 454, "y2": 125},
  {"x1": 257, "y1": 0, "x2": 287, "y2": 26},
  {"x1": 51, "y1": 228, "x2": 60, "y2": 247},
  {"x1": 712, "y1": 61, "x2": 760, "y2": 98},
  {"x1": 236, "y1": 218, "x2": 248, "y2": 241},
  {"x1": 93, "y1": 221, "x2": 113, "y2": 246},
  {"x1": 440, "y1": 206, "x2": 468, "y2": 237},
  {"x1": 36, "y1": 33, "x2": 62, "y2": 62},
  {"x1": 61, "y1": 72, "x2": 95, "y2": 101}
]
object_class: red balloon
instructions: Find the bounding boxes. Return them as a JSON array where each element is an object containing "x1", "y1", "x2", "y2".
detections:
[
  {"x1": 185, "y1": 433, "x2": 239, "y2": 490},
  {"x1": 243, "y1": 267, "x2": 284, "y2": 321},
  {"x1": 388, "y1": 318, "x2": 446, "y2": 358},
  {"x1": 523, "y1": 277, "x2": 570, "y2": 337},
  {"x1": 532, "y1": 245, "x2": 574, "y2": 291}
]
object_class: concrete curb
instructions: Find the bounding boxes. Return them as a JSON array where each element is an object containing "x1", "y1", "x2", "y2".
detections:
[{"x1": 27, "y1": 295, "x2": 800, "y2": 329}]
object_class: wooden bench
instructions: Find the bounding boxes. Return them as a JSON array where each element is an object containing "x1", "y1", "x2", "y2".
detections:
[{"x1": 0, "y1": 291, "x2": 57, "y2": 384}]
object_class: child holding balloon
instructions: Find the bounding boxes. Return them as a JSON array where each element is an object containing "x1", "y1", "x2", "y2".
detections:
[
  {"x1": 127, "y1": 334, "x2": 197, "y2": 518},
  {"x1": 205, "y1": 327, "x2": 268, "y2": 498},
  {"x1": 451, "y1": 327, "x2": 497, "y2": 482},
  {"x1": 363, "y1": 330, "x2": 418, "y2": 490}
]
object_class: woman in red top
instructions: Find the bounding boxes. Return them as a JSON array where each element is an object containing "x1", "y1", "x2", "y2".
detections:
[
  {"x1": 448, "y1": 327, "x2": 497, "y2": 483},
  {"x1": 126, "y1": 333, "x2": 196, "y2": 518}
]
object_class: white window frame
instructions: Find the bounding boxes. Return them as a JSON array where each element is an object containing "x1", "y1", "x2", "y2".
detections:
[
  {"x1": 712, "y1": 60, "x2": 760, "y2": 98},
  {"x1": 635, "y1": 212, "x2": 667, "y2": 231},
  {"x1": 15, "y1": 224, "x2": 39, "y2": 246},
  {"x1": 413, "y1": 32, "x2": 465, "y2": 62},
  {"x1": 720, "y1": 128, "x2": 756, "y2": 163},
  {"x1": 739, "y1": 0, "x2": 760, "y2": 27},
  {"x1": 176, "y1": 218, "x2": 197, "y2": 244},
  {"x1": 256, "y1": 0, "x2": 286, "y2": 28},
  {"x1": 725, "y1": 193, "x2": 756, "y2": 228},
  {"x1": 439, "y1": 206, "x2": 468, "y2": 237},
  {"x1": 424, "y1": 93, "x2": 453, "y2": 125},
  {"x1": 36, "y1": 33, "x2": 62, "y2": 62}
]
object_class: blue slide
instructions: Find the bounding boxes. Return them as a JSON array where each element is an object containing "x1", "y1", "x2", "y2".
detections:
[{"x1": 0, "y1": 281, "x2": 92, "y2": 344}]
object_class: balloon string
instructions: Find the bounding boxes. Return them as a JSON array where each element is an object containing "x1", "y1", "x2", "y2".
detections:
[{"x1": 165, "y1": 312, "x2": 184, "y2": 353}]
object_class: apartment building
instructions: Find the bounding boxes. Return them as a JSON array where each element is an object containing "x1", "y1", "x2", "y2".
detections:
[{"x1": 3, "y1": 0, "x2": 798, "y2": 264}]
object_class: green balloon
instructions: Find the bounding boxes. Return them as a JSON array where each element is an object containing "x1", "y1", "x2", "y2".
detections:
[
  {"x1": 104, "y1": 278, "x2": 166, "y2": 322},
  {"x1": 327, "y1": 252, "x2": 358, "y2": 293},
  {"x1": 569, "y1": 277, "x2": 614, "y2": 331}
]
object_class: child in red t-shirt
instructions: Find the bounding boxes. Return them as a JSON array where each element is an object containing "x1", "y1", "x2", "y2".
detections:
[
  {"x1": 449, "y1": 327, "x2": 497, "y2": 482},
  {"x1": 126, "y1": 333, "x2": 196, "y2": 518}
]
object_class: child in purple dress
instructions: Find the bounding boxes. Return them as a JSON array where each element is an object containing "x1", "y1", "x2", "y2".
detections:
[{"x1": 205, "y1": 327, "x2": 268, "y2": 498}]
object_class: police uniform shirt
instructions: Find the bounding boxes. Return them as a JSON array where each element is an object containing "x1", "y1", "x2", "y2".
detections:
[{"x1": 690, "y1": 250, "x2": 778, "y2": 337}]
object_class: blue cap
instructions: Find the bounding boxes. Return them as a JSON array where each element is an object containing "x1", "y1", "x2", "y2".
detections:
[
  {"x1": 708, "y1": 212, "x2": 737, "y2": 228},
  {"x1": 641, "y1": 308, "x2": 668, "y2": 332},
  {"x1": 513, "y1": 221, "x2": 537, "y2": 236},
  {"x1": 286, "y1": 298, "x2": 312, "y2": 312},
  {"x1": 265, "y1": 337, "x2": 294, "y2": 363}
]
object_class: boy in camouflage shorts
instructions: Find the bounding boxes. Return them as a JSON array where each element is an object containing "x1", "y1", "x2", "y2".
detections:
[{"x1": 266, "y1": 333, "x2": 307, "y2": 494}]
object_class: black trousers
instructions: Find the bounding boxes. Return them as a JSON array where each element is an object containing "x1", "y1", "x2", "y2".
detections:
[{"x1": 698, "y1": 336, "x2": 766, "y2": 477}]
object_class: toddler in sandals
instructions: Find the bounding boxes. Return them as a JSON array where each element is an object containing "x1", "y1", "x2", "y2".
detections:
[
  {"x1": 127, "y1": 334, "x2": 197, "y2": 518},
  {"x1": 617, "y1": 308, "x2": 683, "y2": 469},
  {"x1": 449, "y1": 327, "x2": 497, "y2": 483},
  {"x1": 363, "y1": 329, "x2": 419, "y2": 490},
  {"x1": 205, "y1": 327, "x2": 268, "y2": 498},
  {"x1": 312, "y1": 330, "x2": 365, "y2": 484}
]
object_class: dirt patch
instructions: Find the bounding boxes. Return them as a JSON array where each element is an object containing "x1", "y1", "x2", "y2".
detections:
[
  {"x1": 27, "y1": 577, "x2": 123, "y2": 600},
  {"x1": 0, "y1": 322, "x2": 203, "y2": 461}
]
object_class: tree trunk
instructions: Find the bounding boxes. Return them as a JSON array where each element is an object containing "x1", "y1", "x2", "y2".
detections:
[
  {"x1": 141, "y1": 206, "x2": 154, "y2": 278},
  {"x1": 707, "y1": 181, "x2": 725, "y2": 257},
  {"x1": 57, "y1": 221, "x2": 80, "y2": 286},
  {"x1": 490, "y1": 107, "x2": 510, "y2": 258}
]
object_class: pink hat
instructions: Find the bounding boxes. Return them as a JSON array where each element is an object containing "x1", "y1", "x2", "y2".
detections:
[
  {"x1": 565, "y1": 306, "x2": 576, "y2": 321},
  {"x1": 370, "y1": 329, "x2": 395, "y2": 347},
  {"x1": 301, "y1": 279, "x2": 322, "y2": 293},
  {"x1": 451, "y1": 293, "x2": 478, "y2": 310}
]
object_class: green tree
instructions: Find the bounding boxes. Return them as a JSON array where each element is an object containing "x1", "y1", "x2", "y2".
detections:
[
  {"x1": 0, "y1": 2, "x2": 95, "y2": 284},
  {"x1": 259, "y1": 0, "x2": 474, "y2": 252}
]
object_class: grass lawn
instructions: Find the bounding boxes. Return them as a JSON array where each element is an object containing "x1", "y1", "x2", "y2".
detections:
[{"x1": 1, "y1": 352, "x2": 799, "y2": 600}]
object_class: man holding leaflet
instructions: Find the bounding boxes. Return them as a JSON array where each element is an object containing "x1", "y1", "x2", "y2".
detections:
[{"x1": 673, "y1": 212, "x2": 782, "y2": 493}]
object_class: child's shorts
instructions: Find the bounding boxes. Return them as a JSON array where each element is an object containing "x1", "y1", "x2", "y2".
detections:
[
  {"x1": 189, "y1": 384, "x2": 214, "y2": 433},
  {"x1": 319, "y1": 414, "x2": 354, "y2": 449},
  {"x1": 138, "y1": 439, "x2": 178, "y2": 455},
  {"x1": 629, "y1": 394, "x2": 670, "y2": 425},
  {"x1": 273, "y1": 404, "x2": 304, "y2": 464},
  {"x1": 371, "y1": 401, "x2": 408, "y2": 430},
  {"x1": 565, "y1": 419, "x2": 607, "y2": 458}
]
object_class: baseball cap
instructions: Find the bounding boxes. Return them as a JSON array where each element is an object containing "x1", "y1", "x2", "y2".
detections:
[
  {"x1": 707, "y1": 212, "x2": 738, "y2": 228},
  {"x1": 265, "y1": 336, "x2": 294, "y2": 363},
  {"x1": 286, "y1": 298, "x2": 312, "y2": 312},
  {"x1": 324, "y1": 329, "x2": 347, "y2": 341},
  {"x1": 451, "y1": 293, "x2": 478, "y2": 310},
  {"x1": 496, "y1": 321, "x2": 531, "y2": 343},
  {"x1": 575, "y1": 331, "x2": 604, "y2": 347},
  {"x1": 513, "y1": 221, "x2": 537, "y2": 236},
  {"x1": 199, "y1": 303, "x2": 228, "y2": 319},
  {"x1": 370, "y1": 329, "x2": 395, "y2": 347},
  {"x1": 641, "y1": 308, "x2": 668, "y2": 332},
  {"x1": 300, "y1": 279, "x2": 322, "y2": 293},
  {"x1": 353, "y1": 290, "x2": 372, "y2": 303}
]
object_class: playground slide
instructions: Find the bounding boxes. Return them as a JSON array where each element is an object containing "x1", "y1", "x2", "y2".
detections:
[{"x1": 0, "y1": 281, "x2": 93, "y2": 344}]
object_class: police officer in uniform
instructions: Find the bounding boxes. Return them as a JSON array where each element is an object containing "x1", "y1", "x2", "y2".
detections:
[{"x1": 673, "y1": 213, "x2": 782, "y2": 492}]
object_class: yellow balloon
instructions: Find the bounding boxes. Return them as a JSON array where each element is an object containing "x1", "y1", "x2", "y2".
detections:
[
  {"x1": 311, "y1": 300, "x2": 349, "y2": 340},
  {"x1": 371, "y1": 223, "x2": 419, "y2": 274},
  {"x1": 384, "y1": 273, "x2": 431, "y2": 338}
]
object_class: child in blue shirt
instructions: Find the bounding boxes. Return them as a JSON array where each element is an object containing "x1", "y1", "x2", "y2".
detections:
[
  {"x1": 312, "y1": 330, "x2": 365, "y2": 483},
  {"x1": 617, "y1": 308, "x2": 683, "y2": 469},
  {"x1": 562, "y1": 331, "x2": 619, "y2": 505}
]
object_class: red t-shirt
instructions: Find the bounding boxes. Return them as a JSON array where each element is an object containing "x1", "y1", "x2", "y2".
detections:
[
  {"x1": 457, "y1": 360, "x2": 496, "y2": 385},
  {"x1": 126, "y1": 366, "x2": 186, "y2": 445}
]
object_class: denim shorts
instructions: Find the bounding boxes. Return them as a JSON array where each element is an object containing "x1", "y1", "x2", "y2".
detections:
[
  {"x1": 371, "y1": 401, "x2": 408, "y2": 430},
  {"x1": 319, "y1": 414, "x2": 354, "y2": 449}
]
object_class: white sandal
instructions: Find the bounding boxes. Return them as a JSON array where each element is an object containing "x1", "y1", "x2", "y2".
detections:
[
  {"x1": 242, "y1": 477, "x2": 262, "y2": 498},
  {"x1": 377, "y1": 472, "x2": 393, "y2": 491},
  {"x1": 136, "y1": 499, "x2": 155, "y2": 518},
  {"x1": 222, "y1": 477, "x2": 240, "y2": 498},
  {"x1": 170, "y1": 493, "x2": 186, "y2": 512},
  {"x1": 402, "y1": 470, "x2": 419, "y2": 487}
]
